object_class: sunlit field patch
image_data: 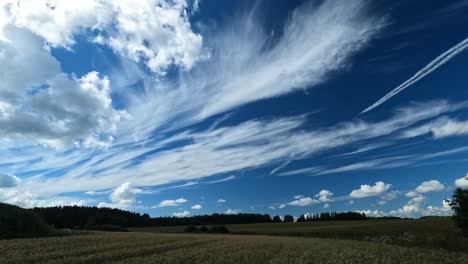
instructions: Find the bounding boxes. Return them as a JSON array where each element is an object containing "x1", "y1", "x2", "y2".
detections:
[{"x1": 0, "y1": 232, "x2": 466, "y2": 264}]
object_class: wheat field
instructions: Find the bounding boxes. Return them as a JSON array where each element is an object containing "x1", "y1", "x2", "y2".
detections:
[{"x1": 1, "y1": 232, "x2": 467, "y2": 264}]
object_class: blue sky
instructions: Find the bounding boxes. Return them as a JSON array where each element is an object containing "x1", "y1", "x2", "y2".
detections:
[{"x1": 1, "y1": 0, "x2": 468, "y2": 218}]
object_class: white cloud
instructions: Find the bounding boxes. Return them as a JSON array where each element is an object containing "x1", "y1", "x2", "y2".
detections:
[
  {"x1": 191, "y1": 204, "x2": 202, "y2": 210},
  {"x1": 455, "y1": 174, "x2": 468, "y2": 188},
  {"x1": 278, "y1": 204, "x2": 286, "y2": 209},
  {"x1": 85, "y1": 190, "x2": 109, "y2": 196},
  {"x1": 409, "y1": 194, "x2": 426, "y2": 204},
  {"x1": 405, "y1": 191, "x2": 419, "y2": 198},
  {"x1": 402, "y1": 117, "x2": 468, "y2": 139},
  {"x1": 415, "y1": 180, "x2": 445, "y2": 193},
  {"x1": 216, "y1": 199, "x2": 226, "y2": 203},
  {"x1": 0, "y1": 173, "x2": 21, "y2": 187},
  {"x1": 206, "y1": 175, "x2": 236, "y2": 184},
  {"x1": 288, "y1": 197, "x2": 319, "y2": 207},
  {"x1": 2, "y1": 0, "x2": 206, "y2": 74},
  {"x1": 70, "y1": 200, "x2": 87, "y2": 206},
  {"x1": 0, "y1": 28, "x2": 123, "y2": 148},
  {"x1": 2, "y1": 189, "x2": 88, "y2": 208},
  {"x1": 355, "y1": 210, "x2": 385, "y2": 217},
  {"x1": 173, "y1": 211, "x2": 190, "y2": 217},
  {"x1": 121, "y1": 0, "x2": 385, "y2": 142},
  {"x1": 424, "y1": 200, "x2": 452, "y2": 216},
  {"x1": 323, "y1": 203, "x2": 330, "y2": 209},
  {"x1": 315, "y1": 190, "x2": 334, "y2": 202},
  {"x1": 225, "y1": 209, "x2": 239, "y2": 214},
  {"x1": 3, "y1": 0, "x2": 467, "y2": 206},
  {"x1": 0, "y1": 28, "x2": 127, "y2": 148},
  {"x1": 97, "y1": 182, "x2": 142, "y2": 209},
  {"x1": 14, "y1": 100, "x2": 463, "y2": 198},
  {"x1": 157, "y1": 198, "x2": 188, "y2": 207},
  {"x1": 391, "y1": 190, "x2": 427, "y2": 216},
  {"x1": 378, "y1": 190, "x2": 400, "y2": 205},
  {"x1": 109, "y1": 182, "x2": 142, "y2": 205},
  {"x1": 349, "y1": 182, "x2": 391, "y2": 198}
]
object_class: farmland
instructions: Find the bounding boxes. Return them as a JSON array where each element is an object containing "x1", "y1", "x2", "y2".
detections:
[
  {"x1": 1, "y1": 217, "x2": 468, "y2": 263},
  {"x1": 131, "y1": 217, "x2": 468, "y2": 253},
  {"x1": 1, "y1": 232, "x2": 467, "y2": 264}
]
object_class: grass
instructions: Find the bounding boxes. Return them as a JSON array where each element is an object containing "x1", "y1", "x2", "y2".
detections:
[
  {"x1": 1, "y1": 232, "x2": 467, "y2": 264},
  {"x1": 130, "y1": 218, "x2": 468, "y2": 253}
]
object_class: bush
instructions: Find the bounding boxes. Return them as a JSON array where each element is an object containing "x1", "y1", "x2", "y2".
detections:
[
  {"x1": 86, "y1": 224, "x2": 128, "y2": 232},
  {"x1": 199, "y1": 226, "x2": 209, "y2": 232},
  {"x1": 0, "y1": 203, "x2": 50, "y2": 239},
  {"x1": 209, "y1": 225, "x2": 230, "y2": 234},
  {"x1": 184, "y1": 225, "x2": 198, "y2": 232},
  {"x1": 451, "y1": 188, "x2": 468, "y2": 236}
]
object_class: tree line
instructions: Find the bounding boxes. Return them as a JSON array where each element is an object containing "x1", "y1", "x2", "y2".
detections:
[
  {"x1": 296, "y1": 212, "x2": 367, "y2": 222},
  {"x1": 0, "y1": 203, "x2": 50, "y2": 239},
  {"x1": 1, "y1": 186, "x2": 468, "y2": 239}
]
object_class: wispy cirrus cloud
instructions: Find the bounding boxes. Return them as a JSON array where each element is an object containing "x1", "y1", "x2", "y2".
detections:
[{"x1": 7, "y1": 99, "x2": 466, "y2": 203}]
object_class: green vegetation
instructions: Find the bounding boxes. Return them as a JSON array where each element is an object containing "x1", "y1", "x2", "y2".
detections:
[
  {"x1": 0, "y1": 203, "x2": 50, "y2": 239},
  {"x1": 184, "y1": 225, "x2": 229, "y2": 234},
  {"x1": 1, "y1": 232, "x2": 466, "y2": 264},
  {"x1": 451, "y1": 187, "x2": 468, "y2": 236},
  {"x1": 131, "y1": 217, "x2": 468, "y2": 253}
]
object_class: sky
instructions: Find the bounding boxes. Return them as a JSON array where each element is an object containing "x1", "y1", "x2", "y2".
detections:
[{"x1": 1, "y1": 0, "x2": 468, "y2": 218}]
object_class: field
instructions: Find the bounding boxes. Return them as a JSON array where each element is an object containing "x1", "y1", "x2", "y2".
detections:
[
  {"x1": 1, "y1": 232, "x2": 468, "y2": 264},
  {"x1": 1, "y1": 218, "x2": 467, "y2": 264},
  {"x1": 131, "y1": 218, "x2": 468, "y2": 253}
]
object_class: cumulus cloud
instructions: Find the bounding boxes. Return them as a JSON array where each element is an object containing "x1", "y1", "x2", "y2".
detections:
[
  {"x1": 288, "y1": 196, "x2": 319, "y2": 207},
  {"x1": 191, "y1": 204, "x2": 202, "y2": 210},
  {"x1": 349, "y1": 182, "x2": 391, "y2": 198},
  {"x1": 216, "y1": 199, "x2": 226, "y2": 203},
  {"x1": 3, "y1": 0, "x2": 466, "y2": 207},
  {"x1": 0, "y1": 27, "x2": 126, "y2": 148},
  {"x1": 225, "y1": 209, "x2": 239, "y2": 214},
  {"x1": 0, "y1": 173, "x2": 21, "y2": 187},
  {"x1": 98, "y1": 182, "x2": 142, "y2": 209},
  {"x1": 173, "y1": 211, "x2": 190, "y2": 217},
  {"x1": 355, "y1": 210, "x2": 385, "y2": 217},
  {"x1": 378, "y1": 190, "x2": 400, "y2": 205},
  {"x1": 315, "y1": 190, "x2": 334, "y2": 202},
  {"x1": 109, "y1": 182, "x2": 142, "y2": 205},
  {"x1": 424, "y1": 200, "x2": 452, "y2": 216},
  {"x1": 455, "y1": 174, "x2": 468, "y2": 188},
  {"x1": 157, "y1": 198, "x2": 188, "y2": 207},
  {"x1": 1, "y1": 0, "x2": 206, "y2": 74},
  {"x1": 415, "y1": 180, "x2": 445, "y2": 193},
  {"x1": 2, "y1": 189, "x2": 88, "y2": 208}
]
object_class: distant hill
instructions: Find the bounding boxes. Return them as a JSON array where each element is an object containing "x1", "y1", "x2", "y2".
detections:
[{"x1": 0, "y1": 203, "x2": 50, "y2": 239}]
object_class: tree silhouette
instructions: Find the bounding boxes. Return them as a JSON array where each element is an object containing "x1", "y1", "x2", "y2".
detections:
[
  {"x1": 284, "y1": 215, "x2": 294, "y2": 222},
  {"x1": 451, "y1": 188, "x2": 468, "y2": 236},
  {"x1": 272, "y1": 215, "x2": 282, "y2": 223}
]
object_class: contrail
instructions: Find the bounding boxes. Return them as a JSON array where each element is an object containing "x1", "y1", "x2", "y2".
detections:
[{"x1": 361, "y1": 36, "x2": 468, "y2": 114}]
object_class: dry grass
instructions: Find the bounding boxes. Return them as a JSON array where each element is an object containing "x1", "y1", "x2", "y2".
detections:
[
  {"x1": 131, "y1": 218, "x2": 468, "y2": 253},
  {"x1": 0, "y1": 232, "x2": 467, "y2": 264}
]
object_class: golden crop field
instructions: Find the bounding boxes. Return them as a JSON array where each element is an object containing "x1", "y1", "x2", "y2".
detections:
[
  {"x1": 0, "y1": 232, "x2": 467, "y2": 264},
  {"x1": 131, "y1": 218, "x2": 468, "y2": 253}
]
